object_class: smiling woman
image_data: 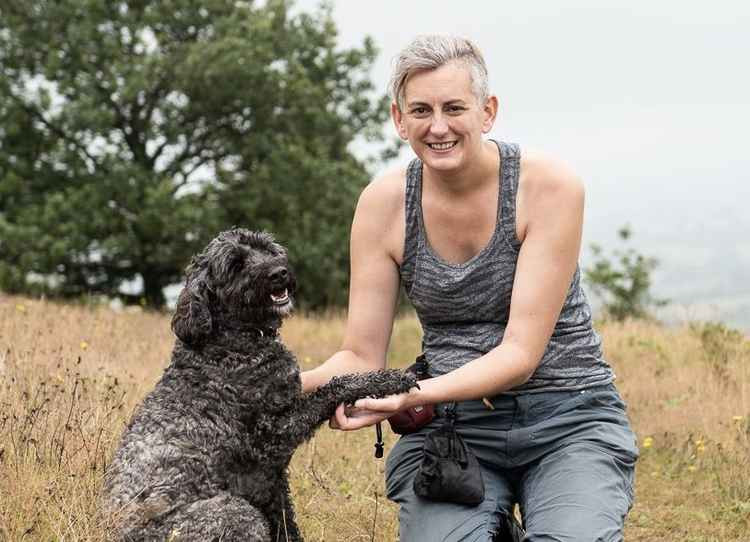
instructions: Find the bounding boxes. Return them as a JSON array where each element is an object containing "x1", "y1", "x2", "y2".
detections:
[
  {"x1": 389, "y1": 38, "x2": 495, "y2": 178},
  {"x1": 301, "y1": 35, "x2": 639, "y2": 542},
  {"x1": 391, "y1": 62, "x2": 496, "y2": 179}
]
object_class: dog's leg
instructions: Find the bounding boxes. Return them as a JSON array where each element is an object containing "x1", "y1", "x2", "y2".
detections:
[
  {"x1": 263, "y1": 480, "x2": 303, "y2": 542},
  {"x1": 283, "y1": 369, "x2": 417, "y2": 445},
  {"x1": 165, "y1": 494, "x2": 270, "y2": 542}
]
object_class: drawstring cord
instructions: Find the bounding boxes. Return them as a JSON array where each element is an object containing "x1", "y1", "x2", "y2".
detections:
[
  {"x1": 373, "y1": 353, "x2": 430, "y2": 459},
  {"x1": 374, "y1": 422, "x2": 384, "y2": 458}
]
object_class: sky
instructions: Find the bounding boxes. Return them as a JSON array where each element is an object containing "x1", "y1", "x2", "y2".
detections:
[{"x1": 294, "y1": 0, "x2": 750, "y2": 329}]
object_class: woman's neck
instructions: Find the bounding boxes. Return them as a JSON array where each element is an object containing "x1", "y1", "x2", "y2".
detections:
[{"x1": 422, "y1": 139, "x2": 499, "y2": 196}]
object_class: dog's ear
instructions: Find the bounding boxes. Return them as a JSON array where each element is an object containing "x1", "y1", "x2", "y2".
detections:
[{"x1": 171, "y1": 276, "x2": 212, "y2": 345}]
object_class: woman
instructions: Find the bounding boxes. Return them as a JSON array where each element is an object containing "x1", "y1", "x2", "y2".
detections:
[{"x1": 301, "y1": 35, "x2": 638, "y2": 541}]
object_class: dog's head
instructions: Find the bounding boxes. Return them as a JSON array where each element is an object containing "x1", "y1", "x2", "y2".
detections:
[{"x1": 171, "y1": 228, "x2": 297, "y2": 345}]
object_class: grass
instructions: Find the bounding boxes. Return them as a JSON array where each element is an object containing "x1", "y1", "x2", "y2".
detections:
[{"x1": 0, "y1": 294, "x2": 748, "y2": 540}]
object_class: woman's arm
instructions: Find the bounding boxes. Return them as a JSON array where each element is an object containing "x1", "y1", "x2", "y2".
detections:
[
  {"x1": 345, "y1": 156, "x2": 585, "y2": 427},
  {"x1": 301, "y1": 172, "x2": 405, "y2": 393}
]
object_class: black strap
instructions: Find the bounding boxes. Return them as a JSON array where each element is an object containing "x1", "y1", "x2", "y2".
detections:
[
  {"x1": 414, "y1": 352, "x2": 428, "y2": 379},
  {"x1": 374, "y1": 350, "x2": 429, "y2": 458},
  {"x1": 444, "y1": 402, "x2": 458, "y2": 424},
  {"x1": 374, "y1": 422, "x2": 384, "y2": 458}
]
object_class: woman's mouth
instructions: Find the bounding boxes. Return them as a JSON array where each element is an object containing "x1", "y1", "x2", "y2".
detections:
[{"x1": 427, "y1": 141, "x2": 457, "y2": 151}]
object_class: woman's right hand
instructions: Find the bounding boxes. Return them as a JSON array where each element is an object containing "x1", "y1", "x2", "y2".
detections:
[{"x1": 329, "y1": 403, "x2": 393, "y2": 431}]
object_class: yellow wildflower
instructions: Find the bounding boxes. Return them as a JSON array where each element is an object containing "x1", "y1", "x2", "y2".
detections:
[
  {"x1": 15, "y1": 304, "x2": 26, "y2": 312},
  {"x1": 687, "y1": 465, "x2": 697, "y2": 472},
  {"x1": 80, "y1": 341, "x2": 89, "y2": 350},
  {"x1": 733, "y1": 415, "x2": 745, "y2": 422},
  {"x1": 642, "y1": 436, "x2": 653, "y2": 449}
]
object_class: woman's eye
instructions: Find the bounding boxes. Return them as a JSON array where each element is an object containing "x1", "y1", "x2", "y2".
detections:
[
  {"x1": 410, "y1": 107, "x2": 429, "y2": 116},
  {"x1": 447, "y1": 106, "x2": 465, "y2": 114}
]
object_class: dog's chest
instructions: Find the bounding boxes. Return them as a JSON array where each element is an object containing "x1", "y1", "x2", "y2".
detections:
[
  {"x1": 200, "y1": 347, "x2": 300, "y2": 403},
  {"x1": 230, "y1": 466, "x2": 285, "y2": 505}
]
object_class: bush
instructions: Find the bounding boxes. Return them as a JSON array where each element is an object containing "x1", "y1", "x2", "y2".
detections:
[{"x1": 583, "y1": 225, "x2": 667, "y2": 321}]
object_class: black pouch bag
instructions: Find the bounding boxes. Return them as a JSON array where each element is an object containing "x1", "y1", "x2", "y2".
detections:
[{"x1": 412, "y1": 404, "x2": 485, "y2": 505}]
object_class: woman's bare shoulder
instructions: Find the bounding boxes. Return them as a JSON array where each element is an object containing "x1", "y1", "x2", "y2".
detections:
[
  {"x1": 352, "y1": 166, "x2": 408, "y2": 263},
  {"x1": 516, "y1": 148, "x2": 584, "y2": 241},
  {"x1": 356, "y1": 166, "x2": 408, "y2": 226},
  {"x1": 359, "y1": 167, "x2": 407, "y2": 207},
  {"x1": 519, "y1": 148, "x2": 583, "y2": 195}
]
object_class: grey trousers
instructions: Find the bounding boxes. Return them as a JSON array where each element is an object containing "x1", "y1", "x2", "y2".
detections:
[{"x1": 385, "y1": 384, "x2": 639, "y2": 542}]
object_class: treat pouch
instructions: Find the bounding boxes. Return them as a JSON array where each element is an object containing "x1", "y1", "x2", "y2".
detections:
[{"x1": 412, "y1": 407, "x2": 485, "y2": 506}]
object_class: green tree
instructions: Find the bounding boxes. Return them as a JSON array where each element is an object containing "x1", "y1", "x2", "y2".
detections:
[
  {"x1": 583, "y1": 225, "x2": 668, "y2": 321},
  {"x1": 0, "y1": 0, "x2": 388, "y2": 308}
]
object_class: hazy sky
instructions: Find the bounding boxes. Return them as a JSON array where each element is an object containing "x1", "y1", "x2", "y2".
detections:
[{"x1": 295, "y1": 1, "x2": 750, "y2": 328}]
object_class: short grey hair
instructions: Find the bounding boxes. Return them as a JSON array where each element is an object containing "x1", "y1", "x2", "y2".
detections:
[{"x1": 389, "y1": 35, "x2": 489, "y2": 110}]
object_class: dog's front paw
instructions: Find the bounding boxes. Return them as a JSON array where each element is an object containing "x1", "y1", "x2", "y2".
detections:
[
  {"x1": 374, "y1": 368, "x2": 419, "y2": 397},
  {"x1": 391, "y1": 370, "x2": 418, "y2": 395},
  {"x1": 328, "y1": 369, "x2": 418, "y2": 405}
]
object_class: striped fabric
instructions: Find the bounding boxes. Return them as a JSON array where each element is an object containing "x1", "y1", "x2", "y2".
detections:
[{"x1": 399, "y1": 141, "x2": 614, "y2": 393}]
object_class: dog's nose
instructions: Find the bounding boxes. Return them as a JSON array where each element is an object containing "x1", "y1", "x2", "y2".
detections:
[{"x1": 268, "y1": 266, "x2": 289, "y2": 281}]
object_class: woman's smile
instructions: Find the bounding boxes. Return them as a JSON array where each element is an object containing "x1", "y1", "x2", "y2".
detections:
[{"x1": 427, "y1": 141, "x2": 458, "y2": 151}]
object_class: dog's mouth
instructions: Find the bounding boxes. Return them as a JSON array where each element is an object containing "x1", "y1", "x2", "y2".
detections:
[{"x1": 270, "y1": 288, "x2": 290, "y2": 306}]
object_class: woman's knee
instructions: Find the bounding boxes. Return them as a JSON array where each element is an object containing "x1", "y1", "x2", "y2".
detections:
[{"x1": 521, "y1": 443, "x2": 635, "y2": 542}]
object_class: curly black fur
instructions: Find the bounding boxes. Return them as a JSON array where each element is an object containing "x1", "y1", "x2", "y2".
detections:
[{"x1": 102, "y1": 228, "x2": 417, "y2": 541}]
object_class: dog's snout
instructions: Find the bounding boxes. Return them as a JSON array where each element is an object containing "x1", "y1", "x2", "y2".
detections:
[{"x1": 268, "y1": 266, "x2": 289, "y2": 282}]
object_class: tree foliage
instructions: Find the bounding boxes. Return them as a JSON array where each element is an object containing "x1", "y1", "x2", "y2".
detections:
[
  {"x1": 0, "y1": 0, "x2": 388, "y2": 308},
  {"x1": 583, "y1": 225, "x2": 668, "y2": 321}
]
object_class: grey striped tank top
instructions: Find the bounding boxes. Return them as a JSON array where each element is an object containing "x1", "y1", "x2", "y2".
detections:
[{"x1": 399, "y1": 140, "x2": 614, "y2": 393}]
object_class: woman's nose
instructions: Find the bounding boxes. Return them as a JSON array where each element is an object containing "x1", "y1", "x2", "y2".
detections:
[{"x1": 429, "y1": 113, "x2": 449, "y2": 136}]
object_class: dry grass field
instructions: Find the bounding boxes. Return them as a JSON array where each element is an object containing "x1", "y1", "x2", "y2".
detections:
[{"x1": 0, "y1": 294, "x2": 748, "y2": 541}]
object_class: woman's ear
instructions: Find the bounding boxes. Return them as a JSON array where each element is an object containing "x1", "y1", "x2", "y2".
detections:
[
  {"x1": 481, "y1": 95, "x2": 499, "y2": 134},
  {"x1": 171, "y1": 273, "x2": 212, "y2": 345},
  {"x1": 391, "y1": 101, "x2": 409, "y2": 141}
]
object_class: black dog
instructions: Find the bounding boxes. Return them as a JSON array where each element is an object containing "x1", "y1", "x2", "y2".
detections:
[{"x1": 102, "y1": 228, "x2": 416, "y2": 541}]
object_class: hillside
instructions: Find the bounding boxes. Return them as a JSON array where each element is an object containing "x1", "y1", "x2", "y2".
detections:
[{"x1": 0, "y1": 295, "x2": 748, "y2": 540}]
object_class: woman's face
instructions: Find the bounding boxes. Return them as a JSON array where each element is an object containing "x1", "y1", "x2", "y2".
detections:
[{"x1": 392, "y1": 61, "x2": 497, "y2": 174}]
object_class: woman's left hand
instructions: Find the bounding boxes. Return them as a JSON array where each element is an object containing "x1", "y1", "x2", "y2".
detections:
[{"x1": 354, "y1": 393, "x2": 412, "y2": 414}]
